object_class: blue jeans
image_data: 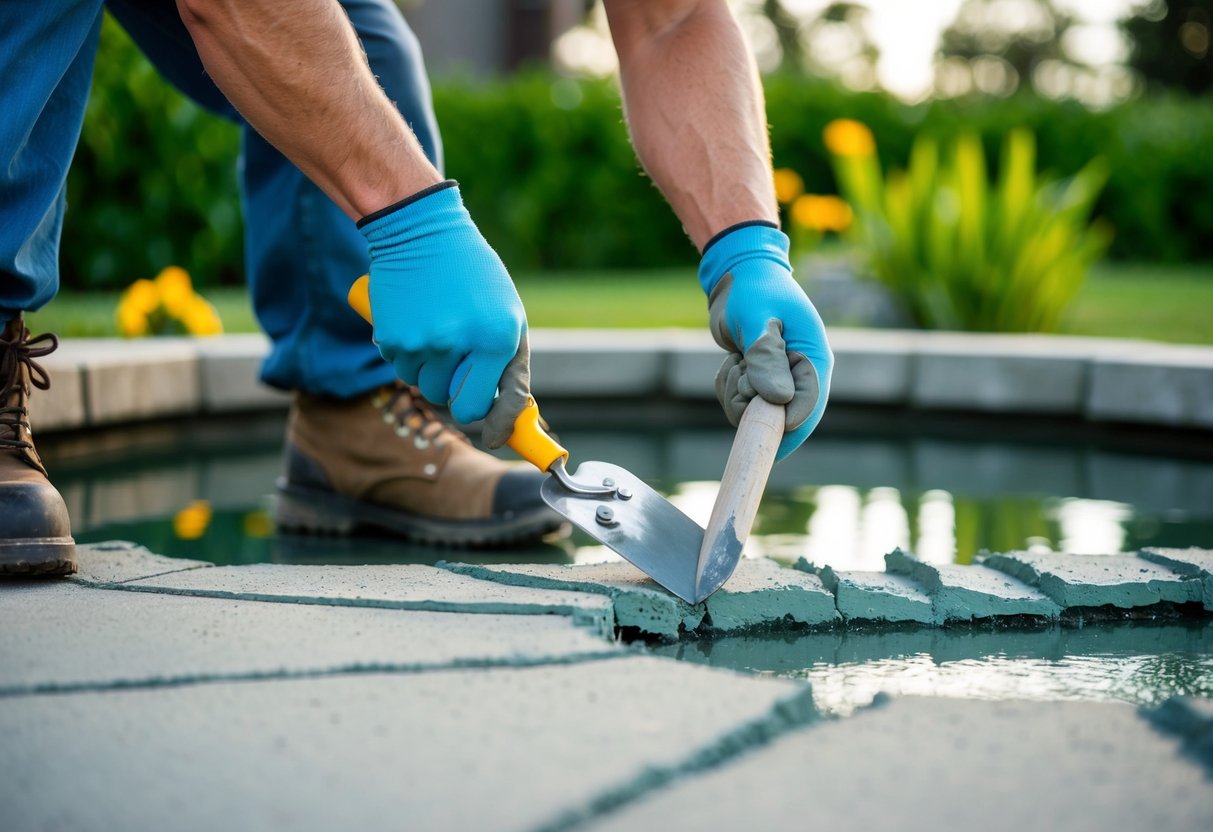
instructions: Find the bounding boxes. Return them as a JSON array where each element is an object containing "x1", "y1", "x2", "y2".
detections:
[{"x1": 0, "y1": 0, "x2": 441, "y2": 397}]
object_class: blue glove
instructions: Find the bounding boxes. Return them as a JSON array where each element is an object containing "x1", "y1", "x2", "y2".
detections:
[
  {"x1": 698, "y1": 222, "x2": 833, "y2": 460},
  {"x1": 359, "y1": 181, "x2": 529, "y2": 436}
]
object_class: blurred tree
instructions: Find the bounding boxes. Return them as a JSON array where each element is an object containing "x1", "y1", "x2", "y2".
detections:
[
  {"x1": 935, "y1": 0, "x2": 1079, "y2": 97},
  {"x1": 1121, "y1": 0, "x2": 1212, "y2": 94}
]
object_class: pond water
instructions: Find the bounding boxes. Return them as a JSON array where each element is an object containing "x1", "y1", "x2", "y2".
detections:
[
  {"x1": 51, "y1": 407, "x2": 1213, "y2": 568},
  {"x1": 46, "y1": 407, "x2": 1213, "y2": 709}
]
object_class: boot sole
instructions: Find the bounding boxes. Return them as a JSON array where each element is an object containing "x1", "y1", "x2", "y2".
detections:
[
  {"x1": 0, "y1": 538, "x2": 78, "y2": 577},
  {"x1": 273, "y1": 482, "x2": 565, "y2": 548}
]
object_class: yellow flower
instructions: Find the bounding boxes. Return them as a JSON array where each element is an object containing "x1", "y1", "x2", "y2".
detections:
[
  {"x1": 773, "y1": 168, "x2": 804, "y2": 205},
  {"x1": 791, "y1": 194, "x2": 854, "y2": 233},
  {"x1": 243, "y1": 510, "x2": 274, "y2": 539},
  {"x1": 182, "y1": 295, "x2": 223, "y2": 336},
  {"x1": 155, "y1": 266, "x2": 195, "y2": 318},
  {"x1": 121, "y1": 278, "x2": 160, "y2": 315},
  {"x1": 173, "y1": 500, "x2": 213, "y2": 540},
  {"x1": 823, "y1": 119, "x2": 876, "y2": 158},
  {"x1": 116, "y1": 302, "x2": 150, "y2": 338}
]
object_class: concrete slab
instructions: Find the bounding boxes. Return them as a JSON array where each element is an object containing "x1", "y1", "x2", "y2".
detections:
[
  {"x1": 911, "y1": 332, "x2": 1091, "y2": 414},
  {"x1": 0, "y1": 658, "x2": 816, "y2": 832},
  {"x1": 57, "y1": 337, "x2": 200, "y2": 424},
  {"x1": 585, "y1": 697, "x2": 1213, "y2": 832},
  {"x1": 126, "y1": 562, "x2": 615, "y2": 636},
  {"x1": 801, "y1": 560, "x2": 935, "y2": 624},
  {"x1": 440, "y1": 558, "x2": 838, "y2": 639},
  {"x1": 26, "y1": 351, "x2": 86, "y2": 432},
  {"x1": 195, "y1": 333, "x2": 289, "y2": 412},
  {"x1": 1088, "y1": 344, "x2": 1213, "y2": 429},
  {"x1": 1141, "y1": 548, "x2": 1213, "y2": 609},
  {"x1": 71, "y1": 540, "x2": 211, "y2": 586},
  {"x1": 886, "y1": 549, "x2": 1061, "y2": 623},
  {"x1": 983, "y1": 551, "x2": 1200, "y2": 609},
  {"x1": 0, "y1": 582, "x2": 618, "y2": 694}
]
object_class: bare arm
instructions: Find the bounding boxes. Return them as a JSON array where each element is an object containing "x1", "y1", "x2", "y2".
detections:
[
  {"x1": 176, "y1": 0, "x2": 441, "y2": 220},
  {"x1": 603, "y1": 0, "x2": 777, "y2": 251}
]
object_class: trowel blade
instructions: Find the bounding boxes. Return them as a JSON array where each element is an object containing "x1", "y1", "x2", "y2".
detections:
[{"x1": 540, "y1": 460, "x2": 703, "y2": 603}]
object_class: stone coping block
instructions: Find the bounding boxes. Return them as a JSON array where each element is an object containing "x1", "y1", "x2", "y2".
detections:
[
  {"x1": 125, "y1": 562, "x2": 615, "y2": 637},
  {"x1": 982, "y1": 551, "x2": 1200, "y2": 610},
  {"x1": 800, "y1": 560, "x2": 934, "y2": 624},
  {"x1": 1089, "y1": 344, "x2": 1213, "y2": 429},
  {"x1": 0, "y1": 658, "x2": 815, "y2": 832},
  {"x1": 529, "y1": 329, "x2": 668, "y2": 396},
  {"x1": 587, "y1": 697, "x2": 1213, "y2": 832},
  {"x1": 885, "y1": 549, "x2": 1061, "y2": 623},
  {"x1": 1141, "y1": 547, "x2": 1213, "y2": 609},
  {"x1": 911, "y1": 331, "x2": 1096, "y2": 414},
  {"x1": 71, "y1": 540, "x2": 211, "y2": 586},
  {"x1": 195, "y1": 333, "x2": 289, "y2": 412},
  {"x1": 26, "y1": 350, "x2": 85, "y2": 432},
  {"x1": 33, "y1": 331, "x2": 1213, "y2": 434},
  {"x1": 57, "y1": 336, "x2": 200, "y2": 424},
  {"x1": 0, "y1": 582, "x2": 619, "y2": 694},
  {"x1": 439, "y1": 557, "x2": 838, "y2": 639}
]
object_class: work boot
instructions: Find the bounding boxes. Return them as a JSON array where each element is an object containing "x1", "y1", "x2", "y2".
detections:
[
  {"x1": 0, "y1": 316, "x2": 76, "y2": 576},
  {"x1": 274, "y1": 381, "x2": 564, "y2": 546}
]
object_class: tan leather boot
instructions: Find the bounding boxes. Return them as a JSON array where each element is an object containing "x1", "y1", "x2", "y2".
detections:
[
  {"x1": 0, "y1": 316, "x2": 76, "y2": 576},
  {"x1": 273, "y1": 381, "x2": 564, "y2": 546}
]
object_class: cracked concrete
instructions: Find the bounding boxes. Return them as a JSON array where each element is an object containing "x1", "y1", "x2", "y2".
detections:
[
  {"x1": 1142, "y1": 548, "x2": 1213, "y2": 609},
  {"x1": 123, "y1": 562, "x2": 615, "y2": 637},
  {"x1": 439, "y1": 558, "x2": 838, "y2": 639},
  {"x1": 584, "y1": 697, "x2": 1213, "y2": 832},
  {"x1": 3, "y1": 543, "x2": 1212, "y2": 831},
  {"x1": 983, "y1": 551, "x2": 1201, "y2": 609},
  {"x1": 885, "y1": 549, "x2": 1062, "y2": 623}
]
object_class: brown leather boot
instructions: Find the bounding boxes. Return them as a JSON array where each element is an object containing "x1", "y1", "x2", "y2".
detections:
[
  {"x1": 0, "y1": 316, "x2": 76, "y2": 576},
  {"x1": 273, "y1": 381, "x2": 564, "y2": 546}
]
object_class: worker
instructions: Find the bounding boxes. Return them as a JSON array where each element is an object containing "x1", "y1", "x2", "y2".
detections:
[{"x1": 0, "y1": 0, "x2": 832, "y2": 576}]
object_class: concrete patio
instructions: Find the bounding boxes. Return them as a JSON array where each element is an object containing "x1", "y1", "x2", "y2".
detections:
[{"x1": 3, "y1": 543, "x2": 1211, "y2": 831}]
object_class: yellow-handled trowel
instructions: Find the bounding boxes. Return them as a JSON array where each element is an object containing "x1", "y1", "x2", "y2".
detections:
[{"x1": 348, "y1": 275, "x2": 714, "y2": 602}]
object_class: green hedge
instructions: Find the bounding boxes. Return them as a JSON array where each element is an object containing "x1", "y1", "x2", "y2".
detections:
[{"x1": 61, "y1": 17, "x2": 1212, "y2": 290}]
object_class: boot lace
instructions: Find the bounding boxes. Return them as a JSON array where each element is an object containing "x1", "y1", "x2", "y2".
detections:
[
  {"x1": 372, "y1": 383, "x2": 468, "y2": 451},
  {"x1": 0, "y1": 323, "x2": 56, "y2": 450}
]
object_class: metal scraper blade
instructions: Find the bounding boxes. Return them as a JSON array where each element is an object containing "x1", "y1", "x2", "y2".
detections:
[{"x1": 540, "y1": 460, "x2": 703, "y2": 603}]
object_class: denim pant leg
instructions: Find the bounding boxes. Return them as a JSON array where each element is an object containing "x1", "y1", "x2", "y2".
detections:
[
  {"x1": 0, "y1": 1, "x2": 105, "y2": 324},
  {"x1": 109, "y1": 0, "x2": 443, "y2": 396}
]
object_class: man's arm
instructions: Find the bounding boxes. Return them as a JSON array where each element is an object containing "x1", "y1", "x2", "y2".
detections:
[
  {"x1": 603, "y1": 0, "x2": 776, "y2": 250},
  {"x1": 176, "y1": 0, "x2": 441, "y2": 220}
]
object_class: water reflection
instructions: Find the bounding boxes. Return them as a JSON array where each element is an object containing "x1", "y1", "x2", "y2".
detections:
[
  {"x1": 648, "y1": 622, "x2": 1213, "y2": 715},
  {"x1": 48, "y1": 414, "x2": 1213, "y2": 568}
]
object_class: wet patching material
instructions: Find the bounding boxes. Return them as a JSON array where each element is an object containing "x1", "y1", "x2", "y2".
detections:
[
  {"x1": 1141, "y1": 548, "x2": 1213, "y2": 610},
  {"x1": 439, "y1": 558, "x2": 837, "y2": 640},
  {"x1": 885, "y1": 549, "x2": 1062, "y2": 623},
  {"x1": 983, "y1": 551, "x2": 1202, "y2": 609},
  {"x1": 800, "y1": 561, "x2": 935, "y2": 624}
]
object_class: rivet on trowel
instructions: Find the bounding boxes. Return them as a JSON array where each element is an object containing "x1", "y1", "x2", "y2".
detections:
[
  {"x1": 595, "y1": 505, "x2": 616, "y2": 525},
  {"x1": 616, "y1": 488, "x2": 633, "y2": 501},
  {"x1": 602, "y1": 477, "x2": 616, "y2": 488}
]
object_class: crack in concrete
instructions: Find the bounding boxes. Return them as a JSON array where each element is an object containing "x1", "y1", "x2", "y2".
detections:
[
  {"x1": 91, "y1": 581, "x2": 614, "y2": 638},
  {"x1": 527, "y1": 682, "x2": 831, "y2": 832},
  {"x1": 0, "y1": 649, "x2": 634, "y2": 700}
]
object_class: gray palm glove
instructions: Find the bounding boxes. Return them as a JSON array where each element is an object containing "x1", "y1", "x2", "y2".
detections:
[{"x1": 479, "y1": 336, "x2": 531, "y2": 449}]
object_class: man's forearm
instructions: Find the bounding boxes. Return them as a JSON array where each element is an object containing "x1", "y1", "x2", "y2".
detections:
[
  {"x1": 604, "y1": 0, "x2": 777, "y2": 251},
  {"x1": 176, "y1": 0, "x2": 441, "y2": 220}
]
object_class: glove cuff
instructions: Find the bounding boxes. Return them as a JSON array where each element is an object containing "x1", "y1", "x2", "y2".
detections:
[
  {"x1": 697, "y1": 222, "x2": 793, "y2": 295},
  {"x1": 357, "y1": 179, "x2": 462, "y2": 241}
]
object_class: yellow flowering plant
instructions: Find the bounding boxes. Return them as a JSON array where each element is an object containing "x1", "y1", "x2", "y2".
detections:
[
  {"x1": 825, "y1": 119, "x2": 1111, "y2": 332},
  {"x1": 115, "y1": 266, "x2": 224, "y2": 337},
  {"x1": 774, "y1": 166, "x2": 852, "y2": 258}
]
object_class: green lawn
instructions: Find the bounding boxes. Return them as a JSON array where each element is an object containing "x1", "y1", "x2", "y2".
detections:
[{"x1": 25, "y1": 261, "x2": 1213, "y2": 345}]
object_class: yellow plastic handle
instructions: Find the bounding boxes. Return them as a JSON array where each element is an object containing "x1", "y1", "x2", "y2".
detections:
[
  {"x1": 348, "y1": 274, "x2": 372, "y2": 323},
  {"x1": 507, "y1": 396, "x2": 568, "y2": 473},
  {"x1": 347, "y1": 274, "x2": 567, "y2": 472}
]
